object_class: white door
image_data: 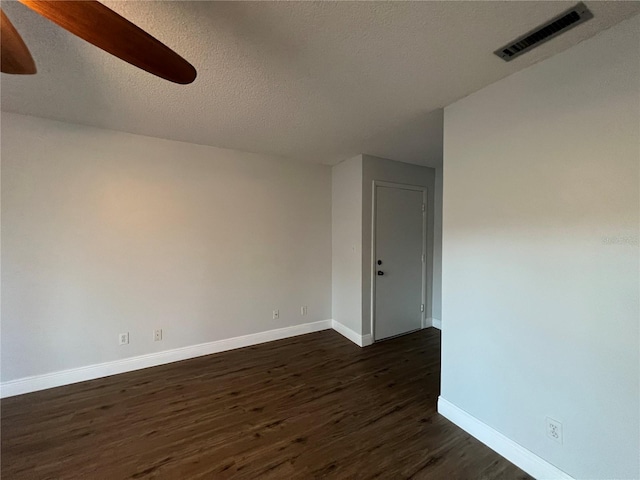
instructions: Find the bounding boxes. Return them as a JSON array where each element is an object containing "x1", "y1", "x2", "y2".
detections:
[{"x1": 374, "y1": 184, "x2": 425, "y2": 341}]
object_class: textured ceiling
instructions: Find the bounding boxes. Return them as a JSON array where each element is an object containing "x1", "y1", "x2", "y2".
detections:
[{"x1": 1, "y1": 1, "x2": 639, "y2": 166}]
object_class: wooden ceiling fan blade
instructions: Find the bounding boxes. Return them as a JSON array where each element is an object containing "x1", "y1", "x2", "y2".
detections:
[
  {"x1": 1, "y1": 8, "x2": 36, "y2": 74},
  {"x1": 18, "y1": 0, "x2": 196, "y2": 84}
]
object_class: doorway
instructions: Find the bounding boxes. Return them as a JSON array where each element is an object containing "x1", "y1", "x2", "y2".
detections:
[{"x1": 371, "y1": 181, "x2": 427, "y2": 341}]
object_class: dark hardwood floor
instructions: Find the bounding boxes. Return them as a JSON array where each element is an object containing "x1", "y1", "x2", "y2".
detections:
[{"x1": 1, "y1": 328, "x2": 531, "y2": 479}]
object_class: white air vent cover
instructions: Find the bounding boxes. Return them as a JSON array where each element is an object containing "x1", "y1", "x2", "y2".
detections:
[{"x1": 494, "y1": 2, "x2": 593, "y2": 61}]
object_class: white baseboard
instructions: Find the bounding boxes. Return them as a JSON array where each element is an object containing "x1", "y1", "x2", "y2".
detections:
[
  {"x1": 360, "y1": 333, "x2": 373, "y2": 346},
  {"x1": 431, "y1": 318, "x2": 442, "y2": 330},
  {"x1": 0, "y1": 320, "x2": 332, "y2": 398},
  {"x1": 437, "y1": 397, "x2": 574, "y2": 480},
  {"x1": 331, "y1": 320, "x2": 372, "y2": 347}
]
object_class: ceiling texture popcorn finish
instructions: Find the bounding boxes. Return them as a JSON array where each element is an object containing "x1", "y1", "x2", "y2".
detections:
[{"x1": 1, "y1": 1, "x2": 639, "y2": 167}]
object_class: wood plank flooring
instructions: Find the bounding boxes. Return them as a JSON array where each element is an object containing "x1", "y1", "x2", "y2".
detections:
[{"x1": 1, "y1": 328, "x2": 531, "y2": 479}]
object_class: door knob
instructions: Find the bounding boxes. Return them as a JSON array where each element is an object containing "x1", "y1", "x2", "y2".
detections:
[
  {"x1": 377, "y1": 270, "x2": 384, "y2": 276},
  {"x1": 377, "y1": 260, "x2": 382, "y2": 265}
]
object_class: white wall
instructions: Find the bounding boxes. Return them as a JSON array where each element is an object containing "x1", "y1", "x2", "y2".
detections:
[
  {"x1": 432, "y1": 165, "x2": 443, "y2": 322},
  {"x1": 441, "y1": 15, "x2": 639, "y2": 480},
  {"x1": 1, "y1": 113, "x2": 332, "y2": 382},
  {"x1": 362, "y1": 155, "x2": 436, "y2": 335},
  {"x1": 331, "y1": 155, "x2": 363, "y2": 334}
]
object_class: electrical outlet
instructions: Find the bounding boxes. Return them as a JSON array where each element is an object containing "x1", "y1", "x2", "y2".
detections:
[
  {"x1": 154, "y1": 329, "x2": 162, "y2": 341},
  {"x1": 546, "y1": 417, "x2": 563, "y2": 444},
  {"x1": 301, "y1": 306, "x2": 307, "y2": 316},
  {"x1": 119, "y1": 332, "x2": 129, "y2": 345},
  {"x1": 273, "y1": 309, "x2": 279, "y2": 320}
]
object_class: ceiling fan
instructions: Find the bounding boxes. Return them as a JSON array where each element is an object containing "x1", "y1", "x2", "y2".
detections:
[{"x1": 0, "y1": 0, "x2": 196, "y2": 84}]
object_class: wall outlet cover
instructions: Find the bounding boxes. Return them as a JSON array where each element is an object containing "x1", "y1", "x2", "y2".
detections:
[{"x1": 546, "y1": 417, "x2": 563, "y2": 444}]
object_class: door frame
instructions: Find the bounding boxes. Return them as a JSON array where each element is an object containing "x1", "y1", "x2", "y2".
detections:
[{"x1": 370, "y1": 180, "x2": 428, "y2": 342}]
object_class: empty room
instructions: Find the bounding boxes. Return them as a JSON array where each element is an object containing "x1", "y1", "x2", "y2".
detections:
[{"x1": 1, "y1": 1, "x2": 638, "y2": 479}]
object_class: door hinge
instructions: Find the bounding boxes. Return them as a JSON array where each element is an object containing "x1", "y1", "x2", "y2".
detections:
[
  {"x1": 422, "y1": 203, "x2": 426, "y2": 212},
  {"x1": 421, "y1": 253, "x2": 425, "y2": 262},
  {"x1": 420, "y1": 304, "x2": 424, "y2": 312}
]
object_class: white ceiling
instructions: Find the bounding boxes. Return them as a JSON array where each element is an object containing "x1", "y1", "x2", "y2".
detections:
[{"x1": 1, "y1": 1, "x2": 638, "y2": 167}]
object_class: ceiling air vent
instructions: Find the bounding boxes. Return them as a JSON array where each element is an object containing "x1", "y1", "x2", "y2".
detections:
[{"x1": 494, "y1": 2, "x2": 593, "y2": 62}]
